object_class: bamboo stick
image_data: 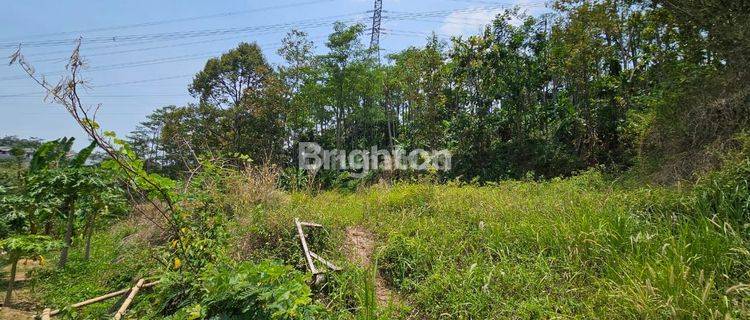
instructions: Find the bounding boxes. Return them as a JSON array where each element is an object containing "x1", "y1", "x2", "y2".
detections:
[
  {"x1": 113, "y1": 279, "x2": 144, "y2": 320},
  {"x1": 310, "y1": 251, "x2": 341, "y2": 271},
  {"x1": 47, "y1": 281, "x2": 160, "y2": 316},
  {"x1": 295, "y1": 218, "x2": 318, "y2": 274},
  {"x1": 300, "y1": 221, "x2": 323, "y2": 228}
]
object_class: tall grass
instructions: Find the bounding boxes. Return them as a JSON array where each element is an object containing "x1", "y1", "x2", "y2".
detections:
[
  {"x1": 29, "y1": 162, "x2": 749, "y2": 318},
  {"x1": 237, "y1": 170, "x2": 749, "y2": 318}
]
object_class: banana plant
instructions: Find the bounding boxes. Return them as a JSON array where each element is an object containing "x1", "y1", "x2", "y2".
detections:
[
  {"x1": 27, "y1": 138, "x2": 99, "y2": 268},
  {"x1": 2, "y1": 137, "x2": 124, "y2": 270},
  {"x1": 0, "y1": 137, "x2": 88, "y2": 235}
]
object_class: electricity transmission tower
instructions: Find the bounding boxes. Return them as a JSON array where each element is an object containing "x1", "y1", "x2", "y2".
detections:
[
  {"x1": 369, "y1": 0, "x2": 393, "y2": 148},
  {"x1": 369, "y1": 0, "x2": 383, "y2": 62}
]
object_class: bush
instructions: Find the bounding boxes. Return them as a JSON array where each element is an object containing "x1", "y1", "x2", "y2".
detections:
[
  {"x1": 159, "y1": 260, "x2": 323, "y2": 320},
  {"x1": 693, "y1": 153, "x2": 750, "y2": 227}
]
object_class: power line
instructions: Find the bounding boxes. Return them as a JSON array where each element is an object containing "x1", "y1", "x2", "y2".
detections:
[
  {"x1": 0, "y1": 0, "x2": 335, "y2": 42},
  {"x1": 0, "y1": 5, "x2": 543, "y2": 85},
  {"x1": 28, "y1": 35, "x2": 258, "y2": 63},
  {"x1": 381, "y1": 29, "x2": 453, "y2": 39},
  {"x1": 0, "y1": 51, "x2": 223, "y2": 81},
  {"x1": 446, "y1": 0, "x2": 544, "y2": 5},
  {"x1": 93, "y1": 74, "x2": 195, "y2": 88},
  {"x1": 0, "y1": 11, "x2": 368, "y2": 49},
  {"x1": 19, "y1": 35, "x2": 248, "y2": 59},
  {"x1": 0, "y1": 33, "x2": 331, "y2": 98},
  {"x1": 0, "y1": 31, "x2": 333, "y2": 82},
  {"x1": 1, "y1": 4, "x2": 543, "y2": 50},
  {"x1": 20, "y1": 28, "x2": 333, "y2": 61},
  {"x1": 0, "y1": 4, "x2": 549, "y2": 92},
  {"x1": 384, "y1": 3, "x2": 547, "y2": 21},
  {"x1": 1, "y1": 94, "x2": 188, "y2": 99}
]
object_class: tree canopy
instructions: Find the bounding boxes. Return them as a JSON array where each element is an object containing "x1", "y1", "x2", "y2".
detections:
[{"x1": 127, "y1": 0, "x2": 749, "y2": 185}]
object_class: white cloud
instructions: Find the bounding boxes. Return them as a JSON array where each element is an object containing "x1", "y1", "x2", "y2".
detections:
[
  {"x1": 440, "y1": 2, "x2": 539, "y2": 37},
  {"x1": 439, "y1": 7, "x2": 504, "y2": 36}
]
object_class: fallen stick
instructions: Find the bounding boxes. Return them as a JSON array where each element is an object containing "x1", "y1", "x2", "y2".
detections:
[
  {"x1": 300, "y1": 222, "x2": 323, "y2": 228},
  {"x1": 295, "y1": 218, "x2": 319, "y2": 274},
  {"x1": 310, "y1": 251, "x2": 341, "y2": 271},
  {"x1": 113, "y1": 278, "x2": 145, "y2": 320},
  {"x1": 46, "y1": 281, "x2": 159, "y2": 317}
]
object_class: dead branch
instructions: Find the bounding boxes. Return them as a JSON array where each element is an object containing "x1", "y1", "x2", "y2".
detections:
[
  {"x1": 294, "y1": 218, "x2": 340, "y2": 275},
  {"x1": 9, "y1": 40, "x2": 195, "y2": 262}
]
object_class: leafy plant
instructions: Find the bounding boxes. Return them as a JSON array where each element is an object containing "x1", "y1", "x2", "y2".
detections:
[
  {"x1": 160, "y1": 260, "x2": 321, "y2": 319},
  {"x1": 26, "y1": 138, "x2": 108, "y2": 268},
  {"x1": 1, "y1": 235, "x2": 62, "y2": 306},
  {"x1": 378, "y1": 235, "x2": 431, "y2": 292},
  {"x1": 693, "y1": 143, "x2": 750, "y2": 227}
]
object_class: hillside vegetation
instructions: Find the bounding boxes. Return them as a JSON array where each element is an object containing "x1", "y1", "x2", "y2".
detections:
[
  {"x1": 27, "y1": 166, "x2": 749, "y2": 318},
  {"x1": 1, "y1": 0, "x2": 748, "y2": 318}
]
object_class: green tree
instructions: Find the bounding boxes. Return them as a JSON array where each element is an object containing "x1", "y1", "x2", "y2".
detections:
[
  {"x1": 189, "y1": 42, "x2": 286, "y2": 161},
  {"x1": 387, "y1": 35, "x2": 450, "y2": 150},
  {"x1": 25, "y1": 138, "x2": 98, "y2": 268}
]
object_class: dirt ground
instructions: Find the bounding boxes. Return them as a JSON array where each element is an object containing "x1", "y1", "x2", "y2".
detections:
[
  {"x1": 1, "y1": 259, "x2": 41, "y2": 319},
  {"x1": 343, "y1": 226, "x2": 399, "y2": 305},
  {"x1": 0, "y1": 307, "x2": 35, "y2": 319}
]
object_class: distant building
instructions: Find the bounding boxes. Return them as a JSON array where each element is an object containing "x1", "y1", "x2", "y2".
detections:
[{"x1": 0, "y1": 146, "x2": 35, "y2": 161}]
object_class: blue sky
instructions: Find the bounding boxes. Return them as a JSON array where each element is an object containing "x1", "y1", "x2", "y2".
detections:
[{"x1": 0, "y1": 0, "x2": 547, "y2": 149}]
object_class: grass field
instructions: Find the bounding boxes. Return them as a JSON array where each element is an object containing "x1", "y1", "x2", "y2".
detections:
[
  {"x1": 27, "y1": 171, "x2": 749, "y2": 319},
  {"x1": 235, "y1": 171, "x2": 749, "y2": 318}
]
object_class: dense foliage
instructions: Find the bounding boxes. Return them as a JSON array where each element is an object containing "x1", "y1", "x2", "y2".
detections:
[
  {"x1": 127, "y1": 0, "x2": 749, "y2": 184},
  {"x1": 0, "y1": 137, "x2": 128, "y2": 307},
  {"x1": 159, "y1": 261, "x2": 319, "y2": 319}
]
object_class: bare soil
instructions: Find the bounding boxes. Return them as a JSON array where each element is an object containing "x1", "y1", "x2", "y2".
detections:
[
  {"x1": 343, "y1": 227, "x2": 399, "y2": 305},
  {"x1": 0, "y1": 307, "x2": 34, "y2": 319},
  {"x1": 1, "y1": 259, "x2": 41, "y2": 319}
]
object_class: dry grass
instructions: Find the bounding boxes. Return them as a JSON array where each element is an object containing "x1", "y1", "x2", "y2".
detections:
[
  {"x1": 119, "y1": 203, "x2": 170, "y2": 248},
  {"x1": 638, "y1": 78, "x2": 750, "y2": 184},
  {"x1": 227, "y1": 165, "x2": 288, "y2": 209}
]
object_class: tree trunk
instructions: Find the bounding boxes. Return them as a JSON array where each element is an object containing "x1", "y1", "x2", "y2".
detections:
[
  {"x1": 58, "y1": 197, "x2": 76, "y2": 269},
  {"x1": 84, "y1": 213, "x2": 96, "y2": 260},
  {"x1": 4, "y1": 258, "x2": 18, "y2": 306},
  {"x1": 29, "y1": 212, "x2": 37, "y2": 235},
  {"x1": 43, "y1": 220, "x2": 53, "y2": 236}
]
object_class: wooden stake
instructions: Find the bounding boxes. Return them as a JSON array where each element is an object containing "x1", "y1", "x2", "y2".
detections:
[
  {"x1": 113, "y1": 279, "x2": 145, "y2": 320},
  {"x1": 295, "y1": 218, "x2": 318, "y2": 274}
]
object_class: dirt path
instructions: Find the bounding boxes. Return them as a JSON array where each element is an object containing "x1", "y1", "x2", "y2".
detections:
[
  {"x1": 4, "y1": 259, "x2": 40, "y2": 282},
  {"x1": 343, "y1": 227, "x2": 398, "y2": 305},
  {"x1": 1, "y1": 259, "x2": 40, "y2": 319},
  {"x1": 0, "y1": 307, "x2": 34, "y2": 319}
]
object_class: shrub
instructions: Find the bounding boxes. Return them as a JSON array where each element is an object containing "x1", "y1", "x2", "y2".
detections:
[
  {"x1": 693, "y1": 153, "x2": 750, "y2": 227},
  {"x1": 159, "y1": 260, "x2": 323, "y2": 319}
]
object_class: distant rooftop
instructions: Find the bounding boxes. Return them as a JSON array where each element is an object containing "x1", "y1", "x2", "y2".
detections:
[{"x1": 0, "y1": 146, "x2": 35, "y2": 159}]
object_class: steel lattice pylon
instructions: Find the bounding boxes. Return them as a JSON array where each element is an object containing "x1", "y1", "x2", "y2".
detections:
[{"x1": 369, "y1": 0, "x2": 383, "y2": 62}]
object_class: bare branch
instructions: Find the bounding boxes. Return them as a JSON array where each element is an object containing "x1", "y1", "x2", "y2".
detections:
[{"x1": 9, "y1": 39, "x2": 182, "y2": 240}]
